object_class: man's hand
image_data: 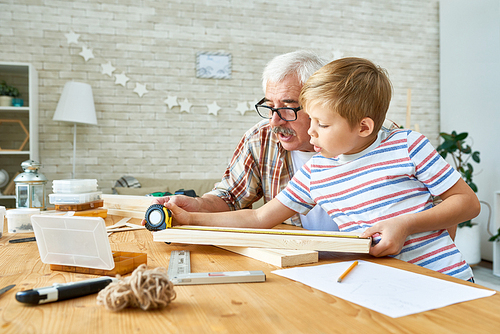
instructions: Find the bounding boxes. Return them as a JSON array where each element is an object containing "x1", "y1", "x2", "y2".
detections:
[
  {"x1": 360, "y1": 216, "x2": 411, "y2": 257},
  {"x1": 164, "y1": 202, "x2": 193, "y2": 226},
  {"x1": 141, "y1": 195, "x2": 200, "y2": 226}
]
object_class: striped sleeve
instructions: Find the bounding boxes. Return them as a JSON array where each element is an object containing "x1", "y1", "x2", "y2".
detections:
[
  {"x1": 276, "y1": 161, "x2": 316, "y2": 214},
  {"x1": 407, "y1": 131, "x2": 461, "y2": 196}
]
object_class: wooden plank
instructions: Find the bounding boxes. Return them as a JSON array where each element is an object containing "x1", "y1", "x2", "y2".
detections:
[
  {"x1": 102, "y1": 194, "x2": 152, "y2": 212},
  {"x1": 217, "y1": 245, "x2": 318, "y2": 267},
  {"x1": 106, "y1": 208, "x2": 145, "y2": 219},
  {"x1": 153, "y1": 227, "x2": 371, "y2": 253}
]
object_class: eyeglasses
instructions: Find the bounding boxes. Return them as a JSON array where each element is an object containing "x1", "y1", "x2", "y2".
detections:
[{"x1": 254, "y1": 98, "x2": 302, "y2": 121}]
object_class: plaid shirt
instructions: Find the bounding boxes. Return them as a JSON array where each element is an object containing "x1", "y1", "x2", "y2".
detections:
[{"x1": 207, "y1": 120, "x2": 301, "y2": 226}]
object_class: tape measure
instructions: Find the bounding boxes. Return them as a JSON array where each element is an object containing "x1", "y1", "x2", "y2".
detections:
[
  {"x1": 144, "y1": 204, "x2": 362, "y2": 239},
  {"x1": 167, "y1": 250, "x2": 265, "y2": 285},
  {"x1": 144, "y1": 204, "x2": 172, "y2": 231}
]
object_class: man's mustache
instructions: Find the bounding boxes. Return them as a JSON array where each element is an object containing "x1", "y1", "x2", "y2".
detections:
[{"x1": 272, "y1": 126, "x2": 296, "y2": 136}]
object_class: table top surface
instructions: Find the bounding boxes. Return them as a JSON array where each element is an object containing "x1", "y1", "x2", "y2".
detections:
[{"x1": 1, "y1": 215, "x2": 499, "y2": 334}]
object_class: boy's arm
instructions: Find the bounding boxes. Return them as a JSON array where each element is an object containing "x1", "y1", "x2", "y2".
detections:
[
  {"x1": 361, "y1": 178, "x2": 480, "y2": 257},
  {"x1": 165, "y1": 197, "x2": 297, "y2": 229}
]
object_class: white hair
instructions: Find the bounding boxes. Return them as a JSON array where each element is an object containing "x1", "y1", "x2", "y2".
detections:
[{"x1": 261, "y1": 50, "x2": 328, "y2": 93}]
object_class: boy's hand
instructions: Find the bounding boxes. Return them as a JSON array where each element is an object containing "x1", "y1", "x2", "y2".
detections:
[
  {"x1": 140, "y1": 195, "x2": 200, "y2": 226},
  {"x1": 360, "y1": 217, "x2": 411, "y2": 257}
]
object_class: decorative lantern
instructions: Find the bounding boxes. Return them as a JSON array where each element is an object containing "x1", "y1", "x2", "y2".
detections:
[{"x1": 14, "y1": 160, "x2": 48, "y2": 210}]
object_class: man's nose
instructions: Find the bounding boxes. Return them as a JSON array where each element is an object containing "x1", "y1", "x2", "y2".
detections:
[{"x1": 269, "y1": 110, "x2": 286, "y2": 126}]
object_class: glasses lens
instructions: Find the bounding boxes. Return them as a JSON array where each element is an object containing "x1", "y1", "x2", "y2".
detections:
[
  {"x1": 277, "y1": 108, "x2": 297, "y2": 121},
  {"x1": 256, "y1": 106, "x2": 272, "y2": 119}
]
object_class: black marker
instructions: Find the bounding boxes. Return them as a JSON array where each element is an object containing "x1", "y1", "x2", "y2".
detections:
[
  {"x1": 15, "y1": 276, "x2": 117, "y2": 305},
  {"x1": 9, "y1": 237, "x2": 36, "y2": 243}
]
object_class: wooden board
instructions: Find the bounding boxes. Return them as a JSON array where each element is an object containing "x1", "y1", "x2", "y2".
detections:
[
  {"x1": 217, "y1": 245, "x2": 318, "y2": 267},
  {"x1": 102, "y1": 194, "x2": 152, "y2": 211},
  {"x1": 153, "y1": 226, "x2": 371, "y2": 253},
  {"x1": 106, "y1": 208, "x2": 145, "y2": 219}
]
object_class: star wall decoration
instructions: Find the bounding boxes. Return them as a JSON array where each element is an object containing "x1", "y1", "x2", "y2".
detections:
[
  {"x1": 133, "y1": 83, "x2": 148, "y2": 97},
  {"x1": 79, "y1": 46, "x2": 94, "y2": 62},
  {"x1": 248, "y1": 99, "x2": 259, "y2": 112},
  {"x1": 114, "y1": 72, "x2": 130, "y2": 87},
  {"x1": 164, "y1": 96, "x2": 179, "y2": 109},
  {"x1": 179, "y1": 99, "x2": 193, "y2": 113},
  {"x1": 207, "y1": 101, "x2": 221, "y2": 116},
  {"x1": 65, "y1": 30, "x2": 80, "y2": 44},
  {"x1": 236, "y1": 101, "x2": 250, "y2": 115},
  {"x1": 101, "y1": 62, "x2": 116, "y2": 77}
]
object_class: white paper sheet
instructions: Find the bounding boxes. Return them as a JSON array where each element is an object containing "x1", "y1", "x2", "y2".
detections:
[{"x1": 272, "y1": 260, "x2": 496, "y2": 318}]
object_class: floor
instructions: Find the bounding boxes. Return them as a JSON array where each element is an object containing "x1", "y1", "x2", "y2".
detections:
[{"x1": 472, "y1": 261, "x2": 500, "y2": 291}]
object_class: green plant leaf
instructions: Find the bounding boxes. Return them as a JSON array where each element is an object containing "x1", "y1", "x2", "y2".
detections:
[
  {"x1": 472, "y1": 151, "x2": 480, "y2": 163},
  {"x1": 456, "y1": 132, "x2": 468, "y2": 141},
  {"x1": 458, "y1": 220, "x2": 473, "y2": 228},
  {"x1": 439, "y1": 133, "x2": 453, "y2": 141},
  {"x1": 468, "y1": 182, "x2": 478, "y2": 192}
]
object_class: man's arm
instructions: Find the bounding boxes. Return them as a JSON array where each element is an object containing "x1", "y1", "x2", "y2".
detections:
[
  {"x1": 361, "y1": 178, "x2": 480, "y2": 257},
  {"x1": 165, "y1": 197, "x2": 296, "y2": 229}
]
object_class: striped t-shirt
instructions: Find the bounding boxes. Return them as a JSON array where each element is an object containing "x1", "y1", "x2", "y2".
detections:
[{"x1": 276, "y1": 129, "x2": 473, "y2": 280}]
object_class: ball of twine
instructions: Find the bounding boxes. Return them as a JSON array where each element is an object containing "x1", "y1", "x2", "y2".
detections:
[{"x1": 97, "y1": 264, "x2": 176, "y2": 311}]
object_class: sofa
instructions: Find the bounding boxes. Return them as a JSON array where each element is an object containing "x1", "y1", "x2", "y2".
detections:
[
  {"x1": 112, "y1": 176, "x2": 264, "y2": 208},
  {"x1": 113, "y1": 177, "x2": 221, "y2": 197}
]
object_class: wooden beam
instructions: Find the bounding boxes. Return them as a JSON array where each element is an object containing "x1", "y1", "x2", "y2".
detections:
[
  {"x1": 217, "y1": 246, "x2": 318, "y2": 267},
  {"x1": 153, "y1": 227, "x2": 371, "y2": 253},
  {"x1": 106, "y1": 208, "x2": 145, "y2": 219},
  {"x1": 102, "y1": 194, "x2": 152, "y2": 211}
]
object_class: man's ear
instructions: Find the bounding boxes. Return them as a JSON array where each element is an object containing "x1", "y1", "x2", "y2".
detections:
[{"x1": 358, "y1": 117, "x2": 375, "y2": 137}]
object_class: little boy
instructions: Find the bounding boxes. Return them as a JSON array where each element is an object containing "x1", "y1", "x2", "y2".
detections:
[{"x1": 165, "y1": 57, "x2": 480, "y2": 281}]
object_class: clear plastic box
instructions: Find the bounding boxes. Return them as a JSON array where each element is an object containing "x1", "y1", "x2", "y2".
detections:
[
  {"x1": 30, "y1": 215, "x2": 114, "y2": 270},
  {"x1": 6, "y1": 208, "x2": 40, "y2": 233},
  {"x1": 49, "y1": 191, "x2": 102, "y2": 204},
  {"x1": 0, "y1": 206, "x2": 6, "y2": 237},
  {"x1": 52, "y1": 179, "x2": 98, "y2": 194}
]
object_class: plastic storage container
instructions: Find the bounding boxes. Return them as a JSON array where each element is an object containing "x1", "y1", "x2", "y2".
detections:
[
  {"x1": 0, "y1": 206, "x2": 6, "y2": 237},
  {"x1": 52, "y1": 179, "x2": 98, "y2": 194},
  {"x1": 6, "y1": 208, "x2": 40, "y2": 233},
  {"x1": 49, "y1": 191, "x2": 102, "y2": 204}
]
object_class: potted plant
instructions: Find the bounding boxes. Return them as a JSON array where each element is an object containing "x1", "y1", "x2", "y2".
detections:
[
  {"x1": 437, "y1": 131, "x2": 481, "y2": 265},
  {"x1": 489, "y1": 227, "x2": 500, "y2": 277},
  {"x1": 0, "y1": 80, "x2": 20, "y2": 107}
]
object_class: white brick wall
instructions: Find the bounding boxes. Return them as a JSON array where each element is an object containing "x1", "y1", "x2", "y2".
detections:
[{"x1": 0, "y1": 0, "x2": 440, "y2": 193}]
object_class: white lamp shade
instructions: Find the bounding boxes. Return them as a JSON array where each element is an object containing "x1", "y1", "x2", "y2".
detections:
[{"x1": 53, "y1": 82, "x2": 97, "y2": 125}]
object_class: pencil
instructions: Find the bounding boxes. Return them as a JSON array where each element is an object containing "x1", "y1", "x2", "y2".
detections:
[{"x1": 337, "y1": 260, "x2": 358, "y2": 283}]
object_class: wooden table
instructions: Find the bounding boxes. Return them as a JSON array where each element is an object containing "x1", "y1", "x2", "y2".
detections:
[{"x1": 1, "y1": 215, "x2": 499, "y2": 333}]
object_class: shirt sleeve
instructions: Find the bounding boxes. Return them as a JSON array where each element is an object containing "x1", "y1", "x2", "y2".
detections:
[
  {"x1": 407, "y1": 130, "x2": 461, "y2": 196},
  {"x1": 276, "y1": 161, "x2": 316, "y2": 215}
]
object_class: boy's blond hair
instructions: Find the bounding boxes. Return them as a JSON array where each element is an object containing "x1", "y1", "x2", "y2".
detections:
[{"x1": 300, "y1": 57, "x2": 392, "y2": 132}]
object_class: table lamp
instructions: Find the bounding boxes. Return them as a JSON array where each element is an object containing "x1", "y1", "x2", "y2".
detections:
[{"x1": 53, "y1": 81, "x2": 97, "y2": 179}]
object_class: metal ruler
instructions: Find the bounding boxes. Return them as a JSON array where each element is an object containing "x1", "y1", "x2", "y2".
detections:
[{"x1": 167, "y1": 250, "x2": 266, "y2": 285}]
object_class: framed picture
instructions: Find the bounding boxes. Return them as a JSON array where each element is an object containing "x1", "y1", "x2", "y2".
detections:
[{"x1": 196, "y1": 52, "x2": 232, "y2": 79}]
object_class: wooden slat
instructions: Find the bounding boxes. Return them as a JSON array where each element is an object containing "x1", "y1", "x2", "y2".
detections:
[
  {"x1": 106, "y1": 208, "x2": 145, "y2": 219},
  {"x1": 102, "y1": 194, "x2": 152, "y2": 212},
  {"x1": 217, "y1": 246, "x2": 318, "y2": 267},
  {"x1": 153, "y1": 227, "x2": 371, "y2": 253}
]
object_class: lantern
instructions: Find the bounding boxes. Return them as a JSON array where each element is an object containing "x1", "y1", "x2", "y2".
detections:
[{"x1": 14, "y1": 160, "x2": 48, "y2": 210}]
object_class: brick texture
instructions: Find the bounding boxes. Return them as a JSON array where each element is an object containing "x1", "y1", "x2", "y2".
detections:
[{"x1": 0, "y1": 0, "x2": 440, "y2": 193}]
